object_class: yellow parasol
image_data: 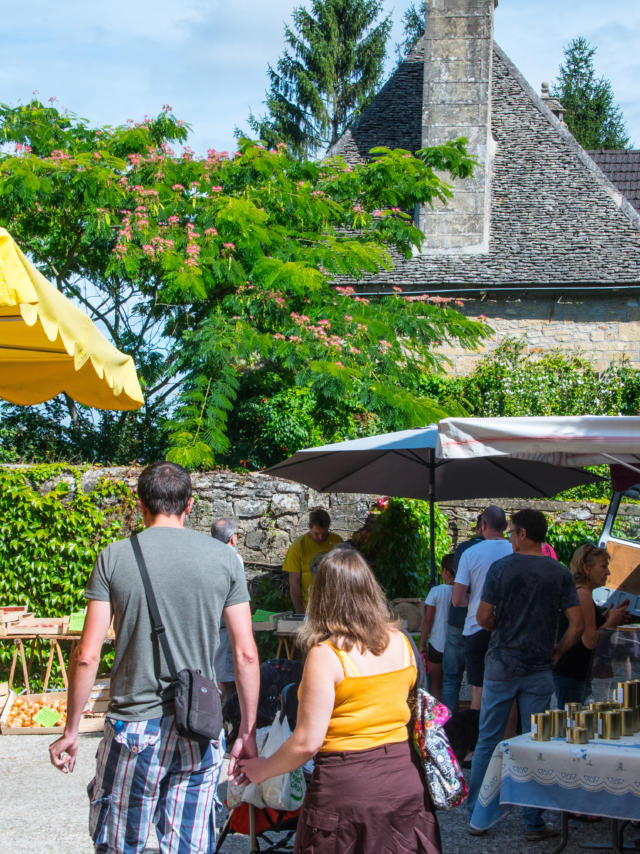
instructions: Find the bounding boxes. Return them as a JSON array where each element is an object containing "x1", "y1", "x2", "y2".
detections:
[{"x1": 0, "y1": 228, "x2": 143, "y2": 410}]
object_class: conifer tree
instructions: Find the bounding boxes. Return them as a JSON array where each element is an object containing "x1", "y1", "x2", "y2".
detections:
[
  {"x1": 552, "y1": 37, "x2": 629, "y2": 150},
  {"x1": 249, "y1": 0, "x2": 392, "y2": 158},
  {"x1": 395, "y1": 1, "x2": 425, "y2": 64}
]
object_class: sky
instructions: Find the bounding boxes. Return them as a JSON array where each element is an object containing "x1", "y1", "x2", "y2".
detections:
[{"x1": 2, "y1": 1, "x2": 639, "y2": 153}]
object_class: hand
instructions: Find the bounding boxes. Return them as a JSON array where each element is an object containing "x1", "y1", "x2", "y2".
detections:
[
  {"x1": 49, "y1": 730, "x2": 78, "y2": 774},
  {"x1": 604, "y1": 599, "x2": 631, "y2": 629},
  {"x1": 227, "y1": 730, "x2": 258, "y2": 782},
  {"x1": 237, "y1": 756, "x2": 270, "y2": 785}
]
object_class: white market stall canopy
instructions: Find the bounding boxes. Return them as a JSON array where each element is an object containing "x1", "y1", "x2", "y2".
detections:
[{"x1": 437, "y1": 416, "x2": 640, "y2": 479}]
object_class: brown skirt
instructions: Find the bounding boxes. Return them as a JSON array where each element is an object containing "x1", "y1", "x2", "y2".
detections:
[{"x1": 293, "y1": 740, "x2": 441, "y2": 854}]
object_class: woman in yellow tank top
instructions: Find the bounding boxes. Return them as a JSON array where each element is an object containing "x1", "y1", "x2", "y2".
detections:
[{"x1": 237, "y1": 546, "x2": 441, "y2": 853}]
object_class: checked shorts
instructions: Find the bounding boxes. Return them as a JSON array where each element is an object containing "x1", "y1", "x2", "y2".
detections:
[{"x1": 88, "y1": 715, "x2": 224, "y2": 854}]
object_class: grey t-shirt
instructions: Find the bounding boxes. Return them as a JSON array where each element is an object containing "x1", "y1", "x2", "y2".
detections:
[
  {"x1": 86, "y1": 526, "x2": 250, "y2": 720},
  {"x1": 481, "y1": 553, "x2": 579, "y2": 682}
]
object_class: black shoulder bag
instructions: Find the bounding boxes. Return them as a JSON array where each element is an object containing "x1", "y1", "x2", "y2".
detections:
[{"x1": 131, "y1": 533, "x2": 223, "y2": 741}]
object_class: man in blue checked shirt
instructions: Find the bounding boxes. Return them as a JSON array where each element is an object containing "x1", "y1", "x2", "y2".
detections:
[{"x1": 49, "y1": 461, "x2": 259, "y2": 854}]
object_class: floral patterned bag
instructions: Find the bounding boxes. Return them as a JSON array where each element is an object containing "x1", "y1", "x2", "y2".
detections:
[{"x1": 411, "y1": 687, "x2": 468, "y2": 810}]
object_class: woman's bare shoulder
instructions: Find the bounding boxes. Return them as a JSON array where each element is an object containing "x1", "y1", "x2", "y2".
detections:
[{"x1": 306, "y1": 642, "x2": 344, "y2": 680}]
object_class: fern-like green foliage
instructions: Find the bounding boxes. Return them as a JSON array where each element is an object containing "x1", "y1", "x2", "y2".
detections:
[{"x1": 0, "y1": 98, "x2": 488, "y2": 467}]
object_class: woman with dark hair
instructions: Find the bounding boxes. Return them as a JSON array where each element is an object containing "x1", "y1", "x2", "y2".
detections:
[
  {"x1": 237, "y1": 546, "x2": 440, "y2": 853},
  {"x1": 553, "y1": 544, "x2": 628, "y2": 706}
]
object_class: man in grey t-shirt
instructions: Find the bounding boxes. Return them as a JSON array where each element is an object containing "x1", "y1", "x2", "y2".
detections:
[{"x1": 49, "y1": 462, "x2": 259, "y2": 853}]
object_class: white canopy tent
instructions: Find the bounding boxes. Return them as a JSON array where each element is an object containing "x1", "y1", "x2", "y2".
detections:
[
  {"x1": 437, "y1": 416, "x2": 640, "y2": 479},
  {"x1": 437, "y1": 416, "x2": 640, "y2": 610}
]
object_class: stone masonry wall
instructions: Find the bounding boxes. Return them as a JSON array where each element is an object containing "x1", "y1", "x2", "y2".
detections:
[
  {"x1": 437, "y1": 292, "x2": 640, "y2": 373},
  {"x1": 31, "y1": 466, "x2": 612, "y2": 581}
]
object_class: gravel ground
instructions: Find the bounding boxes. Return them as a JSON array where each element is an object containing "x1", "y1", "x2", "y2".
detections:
[{"x1": 2, "y1": 733, "x2": 637, "y2": 854}]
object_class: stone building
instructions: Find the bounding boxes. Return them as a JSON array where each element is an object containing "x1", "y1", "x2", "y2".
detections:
[{"x1": 330, "y1": 0, "x2": 640, "y2": 372}]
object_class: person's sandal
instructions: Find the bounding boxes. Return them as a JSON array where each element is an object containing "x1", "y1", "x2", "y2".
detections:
[{"x1": 525, "y1": 823, "x2": 559, "y2": 842}]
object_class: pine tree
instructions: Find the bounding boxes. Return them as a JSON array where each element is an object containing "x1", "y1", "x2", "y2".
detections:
[
  {"x1": 248, "y1": 0, "x2": 392, "y2": 158},
  {"x1": 395, "y1": 1, "x2": 425, "y2": 64},
  {"x1": 552, "y1": 37, "x2": 629, "y2": 150}
]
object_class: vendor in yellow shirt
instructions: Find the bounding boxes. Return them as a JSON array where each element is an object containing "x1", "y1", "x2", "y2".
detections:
[{"x1": 283, "y1": 508, "x2": 342, "y2": 611}]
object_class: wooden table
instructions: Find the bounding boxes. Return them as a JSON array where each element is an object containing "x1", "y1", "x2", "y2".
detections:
[
  {"x1": 2, "y1": 633, "x2": 80, "y2": 693},
  {"x1": 2, "y1": 629, "x2": 114, "y2": 693}
]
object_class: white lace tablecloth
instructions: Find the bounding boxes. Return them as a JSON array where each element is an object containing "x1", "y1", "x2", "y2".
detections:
[{"x1": 471, "y1": 732, "x2": 640, "y2": 831}]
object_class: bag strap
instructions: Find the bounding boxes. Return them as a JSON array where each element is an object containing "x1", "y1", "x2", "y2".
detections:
[
  {"x1": 402, "y1": 630, "x2": 426, "y2": 691},
  {"x1": 131, "y1": 533, "x2": 179, "y2": 681}
]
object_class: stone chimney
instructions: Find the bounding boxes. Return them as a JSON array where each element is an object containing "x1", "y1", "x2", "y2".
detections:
[
  {"x1": 419, "y1": 0, "x2": 497, "y2": 254},
  {"x1": 540, "y1": 82, "x2": 566, "y2": 124}
]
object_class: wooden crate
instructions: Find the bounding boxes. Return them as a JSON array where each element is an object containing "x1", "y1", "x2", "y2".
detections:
[
  {"x1": 274, "y1": 614, "x2": 305, "y2": 634},
  {"x1": 0, "y1": 689, "x2": 105, "y2": 735},
  {"x1": 5, "y1": 617, "x2": 68, "y2": 636},
  {"x1": 87, "y1": 676, "x2": 111, "y2": 714}
]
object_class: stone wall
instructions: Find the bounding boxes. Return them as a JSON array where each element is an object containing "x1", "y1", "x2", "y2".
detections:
[
  {"x1": 37, "y1": 466, "x2": 611, "y2": 579},
  {"x1": 437, "y1": 292, "x2": 640, "y2": 373}
]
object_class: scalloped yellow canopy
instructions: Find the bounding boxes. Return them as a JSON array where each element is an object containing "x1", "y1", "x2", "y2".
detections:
[{"x1": 0, "y1": 228, "x2": 144, "y2": 410}]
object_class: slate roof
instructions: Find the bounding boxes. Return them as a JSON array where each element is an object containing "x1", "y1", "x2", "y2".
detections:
[
  {"x1": 330, "y1": 39, "x2": 640, "y2": 292},
  {"x1": 588, "y1": 150, "x2": 640, "y2": 215}
]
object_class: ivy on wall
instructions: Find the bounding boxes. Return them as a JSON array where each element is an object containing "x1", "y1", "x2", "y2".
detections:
[{"x1": 0, "y1": 464, "x2": 137, "y2": 682}]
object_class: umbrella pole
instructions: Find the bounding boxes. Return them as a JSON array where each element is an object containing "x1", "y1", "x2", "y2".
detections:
[{"x1": 429, "y1": 449, "x2": 436, "y2": 588}]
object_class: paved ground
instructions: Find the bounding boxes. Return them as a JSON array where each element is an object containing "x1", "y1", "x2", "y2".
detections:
[{"x1": 2, "y1": 733, "x2": 637, "y2": 854}]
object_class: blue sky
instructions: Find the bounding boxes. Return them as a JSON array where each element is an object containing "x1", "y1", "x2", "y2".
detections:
[{"x1": 2, "y1": 1, "x2": 639, "y2": 153}]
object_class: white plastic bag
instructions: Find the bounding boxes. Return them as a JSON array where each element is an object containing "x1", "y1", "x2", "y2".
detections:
[
  {"x1": 226, "y1": 727, "x2": 270, "y2": 810},
  {"x1": 260, "y1": 714, "x2": 306, "y2": 811}
]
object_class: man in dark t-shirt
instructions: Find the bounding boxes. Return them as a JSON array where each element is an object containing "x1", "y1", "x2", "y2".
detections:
[{"x1": 467, "y1": 508, "x2": 583, "y2": 842}]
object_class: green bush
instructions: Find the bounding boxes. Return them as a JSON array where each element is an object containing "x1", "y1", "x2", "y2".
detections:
[
  {"x1": 0, "y1": 465, "x2": 137, "y2": 685},
  {"x1": 354, "y1": 497, "x2": 451, "y2": 599},
  {"x1": 546, "y1": 519, "x2": 601, "y2": 566}
]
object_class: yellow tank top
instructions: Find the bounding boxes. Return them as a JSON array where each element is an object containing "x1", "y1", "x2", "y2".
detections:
[{"x1": 320, "y1": 634, "x2": 416, "y2": 753}]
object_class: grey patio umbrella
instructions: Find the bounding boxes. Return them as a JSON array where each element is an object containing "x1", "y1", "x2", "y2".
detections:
[{"x1": 264, "y1": 426, "x2": 601, "y2": 585}]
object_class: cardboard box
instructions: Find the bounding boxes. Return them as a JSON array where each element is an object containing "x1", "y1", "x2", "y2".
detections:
[{"x1": 0, "y1": 689, "x2": 105, "y2": 735}]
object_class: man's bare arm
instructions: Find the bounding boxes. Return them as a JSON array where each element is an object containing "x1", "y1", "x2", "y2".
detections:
[
  {"x1": 452, "y1": 582, "x2": 469, "y2": 608},
  {"x1": 49, "y1": 599, "x2": 112, "y2": 773},
  {"x1": 553, "y1": 605, "x2": 585, "y2": 664},
  {"x1": 288, "y1": 572, "x2": 303, "y2": 613},
  {"x1": 224, "y1": 602, "x2": 260, "y2": 778},
  {"x1": 476, "y1": 600, "x2": 495, "y2": 632}
]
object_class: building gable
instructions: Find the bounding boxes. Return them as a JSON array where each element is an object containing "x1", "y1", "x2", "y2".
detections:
[{"x1": 331, "y1": 40, "x2": 640, "y2": 291}]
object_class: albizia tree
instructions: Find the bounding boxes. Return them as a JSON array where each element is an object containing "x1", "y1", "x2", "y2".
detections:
[{"x1": 0, "y1": 100, "x2": 486, "y2": 467}]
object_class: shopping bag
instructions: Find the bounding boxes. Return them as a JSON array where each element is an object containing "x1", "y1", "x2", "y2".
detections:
[
  {"x1": 226, "y1": 717, "x2": 306, "y2": 812},
  {"x1": 226, "y1": 727, "x2": 270, "y2": 810},
  {"x1": 411, "y1": 687, "x2": 468, "y2": 810},
  {"x1": 261, "y1": 714, "x2": 306, "y2": 811}
]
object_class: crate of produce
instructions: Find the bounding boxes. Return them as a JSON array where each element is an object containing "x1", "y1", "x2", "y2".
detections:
[
  {"x1": 1, "y1": 689, "x2": 105, "y2": 735},
  {"x1": 0, "y1": 605, "x2": 30, "y2": 624},
  {"x1": 5, "y1": 617, "x2": 68, "y2": 636},
  {"x1": 274, "y1": 613, "x2": 305, "y2": 634},
  {"x1": 87, "y1": 676, "x2": 111, "y2": 714},
  {"x1": 251, "y1": 610, "x2": 284, "y2": 632}
]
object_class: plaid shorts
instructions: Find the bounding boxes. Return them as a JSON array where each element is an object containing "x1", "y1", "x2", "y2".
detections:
[{"x1": 88, "y1": 715, "x2": 224, "y2": 854}]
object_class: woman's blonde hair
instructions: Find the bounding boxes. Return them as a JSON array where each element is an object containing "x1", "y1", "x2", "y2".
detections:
[
  {"x1": 570, "y1": 543, "x2": 609, "y2": 585},
  {"x1": 297, "y1": 546, "x2": 395, "y2": 655}
]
